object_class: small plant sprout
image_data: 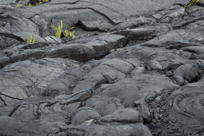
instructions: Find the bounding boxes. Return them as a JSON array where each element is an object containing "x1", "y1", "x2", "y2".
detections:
[
  {"x1": 183, "y1": 0, "x2": 199, "y2": 8},
  {"x1": 42, "y1": 0, "x2": 49, "y2": 2},
  {"x1": 54, "y1": 20, "x2": 63, "y2": 38},
  {"x1": 28, "y1": 3, "x2": 33, "y2": 6},
  {"x1": 63, "y1": 30, "x2": 75, "y2": 39},
  {"x1": 26, "y1": 35, "x2": 36, "y2": 44},
  {"x1": 16, "y1": 4, "x2": 23, "y2": 8},
  {"x1": 27, "y1": 0, "x2": 49, "y2": 6},
  {"x1": 53, "y1": 21, "x2": 76, "y2": 39},
  {"x1": 63, "y1": 26, "x2": 76, "y2": 39}
]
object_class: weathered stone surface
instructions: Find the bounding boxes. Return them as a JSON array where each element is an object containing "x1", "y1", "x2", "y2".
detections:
[
  {"x1": 101, "y1": 108, "x2": 140, "y2": 123},
  {"x1": 0, "y1": 0, "x2": 16, "y2": 5},
  {"x1": 118, "y1": 24, "x2": 171, "y2": 41},
  {"x1": 173, "y1": 61, "x2": 204, "y2": 85},
  {"x1": 49, "y1": 34, "x2": 127, "y2": 61},
  {"x1": 143, "y1": 29, "x2": 204, "y2": 49},
  {"x1": 21, "y1": 0, "x2": 178, "y2": 27},
  {"x1": 0, "y1": 33, "x2": 21, "y2": 49},
  {"x1": 148, "y1": 83, "x2": 204, "y2": 136},
  {"x1": 86, "y1": 96, "x2": 124, "y2": 116},
  {"x1": 67, "y1": 123, "x2": 153, "y2": 136},
  {"x1": 71, "y1": 107, "x2": 101, "y2": 125},
  {"x1": 102, "y1": 73, "x2": 178, "y2": 107},
  {"x1": 0, "y1": 58, "x2": 79, "y2": 105},
  {"x1": 105, "y1": 45, "x2": 191, "y2": 70},
  {"x1": 0, "y1": 7, "x2": 40, "y2": 35},
  {"x1": 42, "y1": 65, "x2": 86, "y2": 96},
  {"x1": 72, "y1": 58, "x2": 139, "y2": 93},
  {"x1": 1, "y1": 0, "x2": 204, "y2": 136},
  {"x1": 0, "y1": 33, "x2": 127, "y2": 68},
  {"x1": 0, "y1": 116, "x2": 66, "y2": 136}
]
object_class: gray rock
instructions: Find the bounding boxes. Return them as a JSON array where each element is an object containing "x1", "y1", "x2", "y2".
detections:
[
  {"x1": 149, "y1": 84, "x2": 204, "y2": 136},
  {"x1": 101, "y1": 108, "x2": 140, "y2": 123},
  {"x1": 118, "y1": 24, "x2": 171, "y2": 41},
  {"x1": 0, "y1": 58, "x2": 77, "y2": 105},
  {"x1": 102, "y1": 73, "x2": 178, "y2": 106},
  {"x1": 105, "y1": 45, "x2": 190, "y2": 70},
  {"x1": 71, "y1": 107, "x2": 101, "y2": 125},
  {"x1": 86, "y1": 96, "x2": 124, "y2": 116},
  {"x1": 0, "y1": 7, "x2": 40, "y2": 35},
  {"x1": 21, "y1": 0, "x2": 178, "y2": 31},
  {"x1": 152, "y1": 5, "x2": 185, "y2": 23},
  {"x1": 173, "y1": 62, "x2": 203, "y2": 85},
  {"x1": 1, "y1": 0, "x2": 204, "y2": 136},
  {"x1": 0, "y1": 33, "x2": 127, "y2": 68},
  {"x1": 0, "y1": 33, "x2": 21, "y2": 49},
  {"x1": 72, "y1": 58, "x2": 140, "y2": 93},
  {"x1": 67, "y1": 123, "x2": 152, "y2": 136},
  {"x1": 143, "y1": 29, "x2": 204, "y2": 49},
  {"x1": 0, "y1": 0, "x2": 15, "y2": 5},
  {"x1": 0, "y1": 116, "x2": 66, "y2": 136}
]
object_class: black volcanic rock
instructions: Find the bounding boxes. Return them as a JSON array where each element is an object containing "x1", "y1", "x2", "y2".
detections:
[{"x1": 0, "y1": 0, "x2": 204, "y2": 136}]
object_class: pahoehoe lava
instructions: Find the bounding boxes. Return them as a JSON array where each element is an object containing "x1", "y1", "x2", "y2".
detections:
[{"x1": 0, "y1": 0, "x2": 204, "y2": 136}]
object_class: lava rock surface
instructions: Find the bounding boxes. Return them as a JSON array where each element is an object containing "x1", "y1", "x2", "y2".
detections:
[{"x1": 0, "y1": 0, "x2": 204, "y2": 136}]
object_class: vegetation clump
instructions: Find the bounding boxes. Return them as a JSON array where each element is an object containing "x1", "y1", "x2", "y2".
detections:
[
  {"x1": 16, "y1": 0, "x2": 49, "y2": 7},
  {"x1": 26, "y1": 35, "x2": 36, "y2": 44},
  {"x1": 53, "y1": 20, "x2": 76, "y2": 39},
  {"x1": 24, "y1": 20, "x2": 75, "y2": 45},
  {"x1": 183, "y1": 0, "x2": 199, "y2": 8},
  {"x1": 28, "y1": 0, "x2": 49, "y2": 6},
  {"x1": 54, "y1": 20, "x2": 63, "y2": 38},
  {"x1": 63, "y1": 27, "x2": 76, "y2": 39}
]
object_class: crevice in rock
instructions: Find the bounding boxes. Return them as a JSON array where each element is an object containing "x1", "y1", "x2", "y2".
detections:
[
  {"x1": 85, "y1": 7, "x2": 120, "y2": 25},
  {"x1": 1, "y1": 1, "x2": 204, "y2": 136},
  {"x1": 81, "y1": 0, "x2": 126, "y2": 18},
  {"x1": 173, "y1": 16, "x2": 204, "y2": 29},
  {"x1": 77, "y1": 20, "x2": 107, "y2": 32},
  {"x1": 48, "y1": 0, "x2": 81, "y2": 5},
  {"x1": 8, "y1": 104, "x2": 21, "y2": 117},
  {"x1": 0, "y1": 92, "x2": 24, "y2": 101},
  {"x1": 0, "y1": 96, "x2": 7, "y2": 106},
  {"x1": 22, "y1": 42, "x2": 49, "y2": 49},
  {"x1": 0, "y1": 32, "x2": 24, "y2": 42}
]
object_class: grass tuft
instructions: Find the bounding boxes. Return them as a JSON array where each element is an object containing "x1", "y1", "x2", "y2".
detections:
[
  {"x1": 54, "y1": 20, "x2": 63, "y2": 38},
  {"x1": 53, "y1": 20, "x2": 76, "y2": 39},
  {"x1": 26, "y1": 35, "x2": 36, "y2": 44},
  {"x1": 183, "y1": 0, "x2": 200, "y2": 8}
]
